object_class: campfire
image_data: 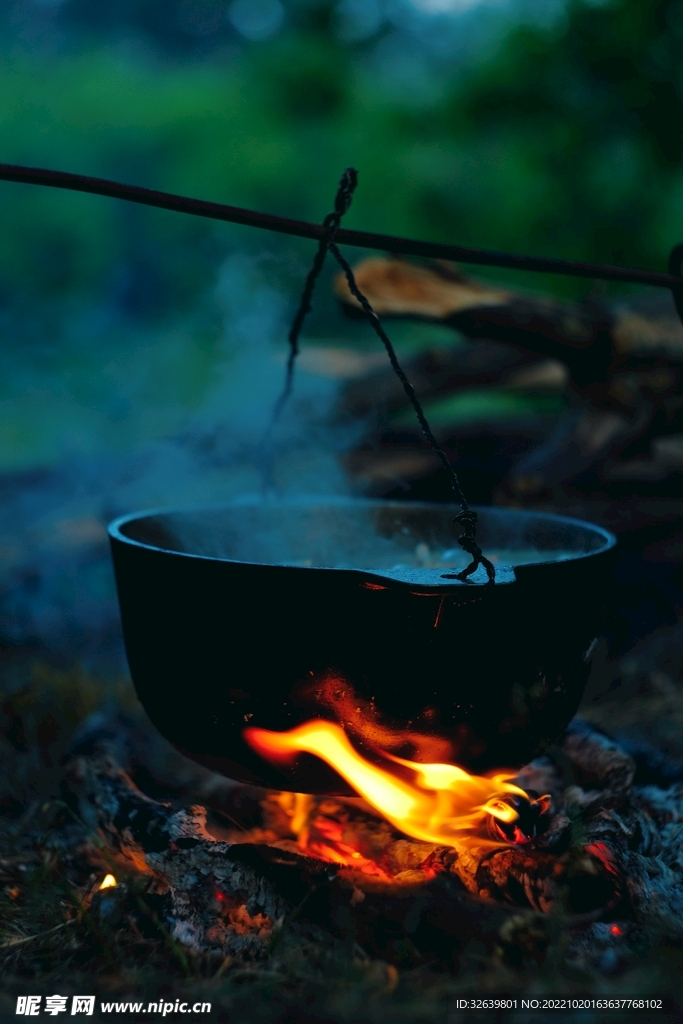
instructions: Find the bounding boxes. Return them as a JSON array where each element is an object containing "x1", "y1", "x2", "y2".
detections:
[
  {"x1": 61, "y1": 707, "x2": 683, "y2": 977},
  {"x1": 95, "y1": 489, "x2": 629, "y2": 971},
  {"x1": 244, "y1": 719, "x2": 549, "y2": 856}
]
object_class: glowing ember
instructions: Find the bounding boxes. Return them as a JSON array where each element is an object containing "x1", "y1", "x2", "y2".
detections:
[
  {"x1": 98, "y1": 873, "x2": 117, "y2": 890},
  {"x1": 265, "y1": 792, "x2": 401, "y2": 877},
  {"x1": 245, "y1": 720, "x2": 547, "y2": 852}
]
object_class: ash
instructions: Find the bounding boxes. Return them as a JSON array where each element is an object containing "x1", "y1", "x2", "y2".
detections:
[{"x1": 61, "y1": 714, "x2": 683, "y2": 976}]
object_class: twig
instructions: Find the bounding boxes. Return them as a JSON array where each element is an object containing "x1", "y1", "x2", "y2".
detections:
[{"x1": 1, "y1": 918, "x2": 74, "y2": 949}]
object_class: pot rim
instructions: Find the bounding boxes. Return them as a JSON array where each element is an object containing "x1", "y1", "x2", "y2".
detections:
[{"x1": 108, "y1": 497, "x2": 617, "y2": 584}]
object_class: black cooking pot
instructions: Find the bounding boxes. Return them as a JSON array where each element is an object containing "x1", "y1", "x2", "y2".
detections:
[{"x1": 108, "y1": 499, "x2": 615, "y2": 793}]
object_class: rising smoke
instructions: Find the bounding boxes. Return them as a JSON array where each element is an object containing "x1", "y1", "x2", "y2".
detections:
[{"x1": 0, "y1": 253, "x2": 362, "y2": 671}]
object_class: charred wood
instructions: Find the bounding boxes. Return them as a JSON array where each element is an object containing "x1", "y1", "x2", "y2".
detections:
[
  {"x1": 63, "y1": 717, "x2": 683, "y2": 968},
  {"x1": 64, "y1": 754, "x2": 522, "y2": 966}
]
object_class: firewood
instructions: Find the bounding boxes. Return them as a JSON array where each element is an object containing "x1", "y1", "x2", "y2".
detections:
[
  {"x1": 66, "y1": 755, "x2": 297, "y2": 960},
  {"x1": 63, "y1": 716, "x2": 683, "y2": 969},
  {"x1": 335, "y1": 258, "x2": 683, "y2": 367},
  {"x1": 334, "y1": 259, "x2": 683, "y2": 496},
  {"x1": 63, "y1": 754, "x2": 520, "y2": 965}
]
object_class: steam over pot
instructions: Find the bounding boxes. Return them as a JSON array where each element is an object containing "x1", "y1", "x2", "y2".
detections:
[{"x1": 108, "y1": 499, "x2": 615, "y2": 794}]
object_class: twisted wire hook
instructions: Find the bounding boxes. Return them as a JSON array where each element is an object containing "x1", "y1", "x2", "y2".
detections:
[
  {"x1": 269, "y1": 168, "x2": 357, "y2": 427},
  {"x1": 270, "y1": 168, "x2": 495, "y2": 583}
]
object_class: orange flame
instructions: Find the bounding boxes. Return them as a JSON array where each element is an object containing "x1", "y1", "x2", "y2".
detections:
[{"x1": 245, "y1": 720, "x2": 533, "y2": 850}]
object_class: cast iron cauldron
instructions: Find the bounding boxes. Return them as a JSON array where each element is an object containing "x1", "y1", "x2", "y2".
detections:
[{"x1": 108, "y1": 499, "x2": 615, "y2": 793}]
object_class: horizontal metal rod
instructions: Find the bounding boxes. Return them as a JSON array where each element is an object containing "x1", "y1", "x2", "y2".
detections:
[{"x1": 0, "y1": 162, "x2": 680, "y2": 290}]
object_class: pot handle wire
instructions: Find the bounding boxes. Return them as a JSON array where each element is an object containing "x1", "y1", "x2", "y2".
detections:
[{"x1": 270, "y1": 169, "x2": 496, "y2": 585}]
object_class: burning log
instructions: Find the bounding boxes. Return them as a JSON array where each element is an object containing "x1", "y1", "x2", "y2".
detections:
[
  {"x1": 334, "y1": 258, "x2": 683, "y2": 498},
  {"x1": 66, "y1": 755, "x2": 296, "y2": 960},
  {"x1": 243, "y1": 719, "x2": 551, "y2": 862},
  {"x1": 62, "y1": 715, "x2": 683, "y2": 974},
  {"x1": 64, "y1": 753, "x2": 518, "y2": 966}
]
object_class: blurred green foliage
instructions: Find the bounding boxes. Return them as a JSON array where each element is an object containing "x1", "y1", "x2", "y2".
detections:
[
  {"x1": 4, "y1": 0, "x2": 683, "y2": 311},
  {"x1": 0, "y1": 0, "x2": 681, "y2": 469},
  {"x1": 439, "y1": 0, "x2": 683, "y2": 273}
]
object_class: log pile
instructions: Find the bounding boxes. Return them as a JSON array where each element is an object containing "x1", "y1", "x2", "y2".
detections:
[{"x1": 333, "y1": 259, "x2": 683, "y2": 502}]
